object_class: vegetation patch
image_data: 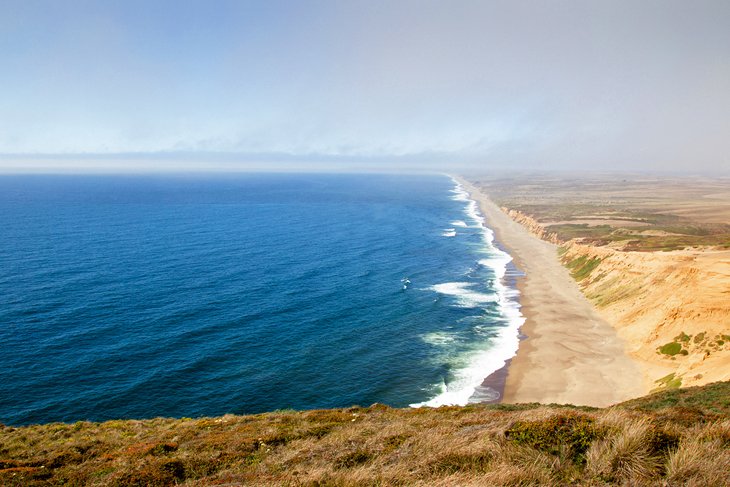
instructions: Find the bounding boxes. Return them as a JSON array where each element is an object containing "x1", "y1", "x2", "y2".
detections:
[
  {"x1": 484, "y1": 403, "x2": 542, "y2": 412},
  {"x1": 563, "y1": 254, "x2": 603, "y2": 281},
  {"x1": 486, "y1": 176, "x2": 730, "y2": 251},
  {"x1": 622, "y1": 233, "x2": 730, "y2": 251},
  {"x1": 645, "y1": 425, "x2": 681, "y2": 457},
  {"x1": 546, "y1": 223, "x2": 614, "y2": 241},
  {"x1": 536, "y1": 210, "x2": 729, "y2": 251},
  {"x1": 653, "y1": 373, "x2": 683, "y2": 391},
  {"x1": 429, "y1": 452, "x2": 492, "y2": 473},
  {"x1": 621, "y1": 381, "x2": 730, "y2": 416},
  {"x1": 335, "y1": 450, "x2": 372, "y2": 469},
  {"x1": 382, "y1": 434, "x2": 409, "y2": 452},
  {"x1": 505, "y1": 413, "x2": 603, "y2": 462},
  {"x1": 0, "y1": 466, "x2": 53, "y2": 484},
  {"x1": 126, "y1": 441, "x2": 178, "y2": 456},
  {"x1": 658, "y1": 342, "x2": 683, "y2": 356},
  {"x1": 675, "y1": 332, "x2": 691, "y2": 343},
  {"x1": 110, "y1": 459, "x2": 186, "y2": 486},
  {"x1": 585, "y1": 277, "x2": 641, "y2": 309}
]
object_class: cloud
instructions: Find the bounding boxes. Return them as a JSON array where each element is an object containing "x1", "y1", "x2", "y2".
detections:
[{"x1": 0, "y1": 0, "x2": 728, "y2": 172}]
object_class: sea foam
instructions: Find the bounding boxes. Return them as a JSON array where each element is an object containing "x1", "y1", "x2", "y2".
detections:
[
  {"x1": 430, "y1": 282, "x2": 497, "y2": 307},
  {"x1": 412, "y1": 178, "x2": 525, "y2": 408}
]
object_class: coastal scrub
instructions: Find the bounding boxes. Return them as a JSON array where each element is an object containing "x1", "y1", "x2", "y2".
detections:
[{"x1": 0, "y1": 381, "x2": 728, "y2": 486}]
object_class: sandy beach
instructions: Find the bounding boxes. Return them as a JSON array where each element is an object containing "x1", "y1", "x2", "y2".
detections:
[{"x1": 456, "y1": 177, "x2": 646, "y2": 407}]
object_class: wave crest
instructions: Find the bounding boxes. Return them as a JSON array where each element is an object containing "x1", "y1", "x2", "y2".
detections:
[{"x1": 411, "y1": 178, "x2": 525, "y2": 408}]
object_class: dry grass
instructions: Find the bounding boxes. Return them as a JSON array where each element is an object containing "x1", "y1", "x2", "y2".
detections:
[
  {"x1": 586, "y1": 415, "x2": 663, "y2": 483},
  {"x1": 0, "y1": 382, "x2": 728, "y2": 486}
]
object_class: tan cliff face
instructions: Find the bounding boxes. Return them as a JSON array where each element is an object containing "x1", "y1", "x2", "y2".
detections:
[
  {"x1": 501, "y1": 208, "x2": 561, "y2": 244},
  {"x1": 502, "y1": 211, "x2": 730, "y2": 392},
  {"x1": 559, "y1": 242, "x2": 730, "y2": 391}
]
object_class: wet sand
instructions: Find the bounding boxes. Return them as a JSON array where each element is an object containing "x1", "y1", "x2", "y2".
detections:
[{"x1": 456, "y1": 177, "x2": 646, "y2": 407}]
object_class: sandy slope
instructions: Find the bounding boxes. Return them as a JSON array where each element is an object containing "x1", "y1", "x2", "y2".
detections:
[
  {"x1": 456, "y1": 177, "x2": 646, "y2": 406},
  {"x1": 559, "y1": 242, "x2": 730, "y2": 390}
]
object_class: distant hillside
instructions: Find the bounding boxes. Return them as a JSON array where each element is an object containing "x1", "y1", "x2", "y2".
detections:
[{"x1": 1, "y1": 381, "x2": 728, "y2": 486}]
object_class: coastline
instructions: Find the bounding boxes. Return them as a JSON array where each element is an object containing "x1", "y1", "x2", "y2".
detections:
[{"x1": 455, "y1": 176, "x2": 646, "y2": 407}]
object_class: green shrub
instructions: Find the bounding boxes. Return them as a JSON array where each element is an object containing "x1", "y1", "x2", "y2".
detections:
[
  {"x1": 659, "y1": 342, "x2": 682, "y2": 356},
  {"x1": 675, "y1": 332, "x2": 691, "y2": 343}
]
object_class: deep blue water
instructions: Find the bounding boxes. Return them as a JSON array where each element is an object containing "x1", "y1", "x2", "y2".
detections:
[{"x1": 0, "y1": 173, "x2": 522, "y2": 425}]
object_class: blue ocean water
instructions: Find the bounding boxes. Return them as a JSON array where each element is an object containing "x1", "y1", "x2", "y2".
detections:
[{"x1": 0, "y1": 173, "x2": 523, "y2": 426}]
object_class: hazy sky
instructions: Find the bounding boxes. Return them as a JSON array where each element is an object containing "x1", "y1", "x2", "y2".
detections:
[{"x1": 1, "y1": 0, "x2": 729, "y2": 172}]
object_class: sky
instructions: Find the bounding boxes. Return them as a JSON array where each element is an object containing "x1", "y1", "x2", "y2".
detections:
[{"x1": 1, "y1": 0, "x2": 729, "y2": 173}]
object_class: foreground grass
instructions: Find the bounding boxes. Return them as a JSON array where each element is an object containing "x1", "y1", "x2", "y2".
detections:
[{"x1": 1, "y1": 382, "x2": 728, "y2": 486}]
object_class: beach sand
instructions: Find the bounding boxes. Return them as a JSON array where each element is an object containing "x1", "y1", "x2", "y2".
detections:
[{"x1": 456, "y1": 177, "x2": 646, "y2": 407}]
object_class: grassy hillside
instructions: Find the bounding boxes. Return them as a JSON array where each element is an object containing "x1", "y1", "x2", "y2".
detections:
[{"x1": 1, "y1": 382, "x2": 728, "y2": 486}]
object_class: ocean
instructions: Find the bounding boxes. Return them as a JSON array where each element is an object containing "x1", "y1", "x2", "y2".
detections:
[{"x1": 0, "y1": 173, "x2": 523, "y2": 425}]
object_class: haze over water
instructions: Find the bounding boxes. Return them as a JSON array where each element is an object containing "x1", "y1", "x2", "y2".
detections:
[{"x1": 0, "y1": 173, "x2": 522, "y2": 425}]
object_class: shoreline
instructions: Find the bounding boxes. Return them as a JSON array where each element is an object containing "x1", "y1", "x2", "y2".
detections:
[{"x1": 455, "y1": 176, "x2": 646, "y2": 407}]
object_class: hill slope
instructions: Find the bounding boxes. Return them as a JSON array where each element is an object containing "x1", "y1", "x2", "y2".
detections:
[{"x1": 1, "y1": 381, "x2": 728, "y2": 486}]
